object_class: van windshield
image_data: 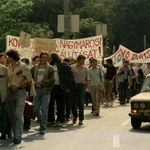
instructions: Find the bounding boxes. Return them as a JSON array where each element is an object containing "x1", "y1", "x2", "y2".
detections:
[{"x1": 141, "y1": 76, "x2": 150, "y2": 92}]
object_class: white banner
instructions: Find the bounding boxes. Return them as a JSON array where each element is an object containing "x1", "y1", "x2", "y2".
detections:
[
  {"x1": 56, "y1": 35, "x2": 103, "y2": 60},
  {"x1": 6, "y1": 35, "x2": 35, "y2": 58},
  {"x1": 119, "y1": 45, "x2": 150, "y2": 63}
]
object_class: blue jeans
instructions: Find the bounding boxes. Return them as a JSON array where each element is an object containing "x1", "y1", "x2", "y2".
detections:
[
  {"x1": 71, "y1": 84, "x2": 86, "y2": 121},
  {"x1": 34, "y1": 87, "x2": 50, "y2": 130}
]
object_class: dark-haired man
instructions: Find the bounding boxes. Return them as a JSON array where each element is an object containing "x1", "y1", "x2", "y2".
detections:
[
  {"x1": 0, "y1": 53, "x2": 12, "y2": 140},
  {"x1": 102, "y1": 57, "x2": 116, "y2": 106},
  {"x1": 31, "y1": 52, "x2": 55, "y2": 133},
  {"x1": 71, "y1": 55, "x2": 90, "y2": 125},
  {"x1": 63, "y1": 58, "x2": 71, "y2": 66},
  {"x1": 21, "y1": 58, "x2": 29, "y2": 66},
  {"x1": 48, "y1": 53, "x2": 76, "y2": 126},
  {"x1": 6, "y1": 49, "x2": 33, "y2": 144},
  {"x1": 33, "y1": 55, "x2": 40, "y2": 65},
  {"x1": 116, "y1": 60, "x2": 132, "y2": 105}
]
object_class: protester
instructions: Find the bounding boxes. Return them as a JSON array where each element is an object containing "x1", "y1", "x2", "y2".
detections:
[
  {"x1": 31, "y1": 52, "x2": 55, "y2": 134},
  {"x1": 48, "y1": 53, "x2": 76, "y2": 126},
  {"x1": 33, "y1": 55, "x2": 40, "y2": 65},
  {"x1": 135, "y1": 63, "x2": 144, "y2": 93},
  {"x1": 69, "y1": 57, "x2": 77, "y2": 65},
  {"x1": 63, "y1": 58, "x2": 71, "y2": 66},
  {"x1": 6, "y1": 49, "x2": 32, "y2": 144},
  {"x1": 143, "y1": 63, "x2": 150, "y2": 78},
  {"x1": 21, "y1": 58, "x2": 33, "y2": 130},
  {"x1": 63, "y1": 57, "x2": 72, "y2": 121},
  {"x1": 116, "y1": 60, "x2": 132, "y2": 105},
  {"x1": 129, "y1": 63, "x2": 136, "y2": 97},
  {"x1": 102, "y1": 57, "x2": 116, "y2": 106},
  {"x1": 88, "y1": 58, "x2": 104, "y2": 116},
  {"x1": 0, "y1": 53, "x2": 12, "y2": 140},
  {"x1": 85, "y1": 57, "x2": 95, "y2": 111},
  {"x1": 71, "y1": 55, "x2": 90, "y2": 125},
  {"x1": 21, "y1": 58, "x2": 29, "y2": 66}
]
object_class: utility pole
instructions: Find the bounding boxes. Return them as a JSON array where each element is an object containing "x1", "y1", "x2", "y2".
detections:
[
  {"x1": 143, "y1": 35, "x2": 146, "y2": 50},
  {"x1": 64, "y1": 0, "x2": 70, "y2": 39}
]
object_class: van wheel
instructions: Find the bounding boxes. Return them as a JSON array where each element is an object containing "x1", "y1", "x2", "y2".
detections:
[{"x1": 131, "y1": 117, "x2": 142, "y2": 129}]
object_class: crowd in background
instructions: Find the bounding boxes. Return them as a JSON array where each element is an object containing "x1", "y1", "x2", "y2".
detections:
[{"x1": 0, "y1": 49, "x2": 149, "y2": 144}]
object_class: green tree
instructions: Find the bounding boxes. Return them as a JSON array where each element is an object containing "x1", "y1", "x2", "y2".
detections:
[{"x1": 0, "y1": 0, "x2": 53, "y2": 52}]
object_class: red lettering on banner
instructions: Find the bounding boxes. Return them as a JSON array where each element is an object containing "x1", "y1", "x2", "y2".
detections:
[
  {"x1": 9, "y1": 38, "x2": 14, "y2": 46},
  {"x1": 60, "y1": 40, "x2": 65, "y2": 48},
  {"x1": 100, "y1": 37, "x2": 101, "y2": 45},
  {"x1": 75, "y1": 41, "x2": 81, "y2": 49},
  {"x1": 86, "y1": 40, "x2": 90, "y2": 48},
  {"x1": 88, "y1": 50, "x2": 93, "y2": 58},
  {"x1": 92, "y1": 49, "x2": 97, "y2": 58},
  {"x1": 79, "y1": 50, "x2": 83, "y2": 55},
  {"x1": 81, "y1": 41, "x2": 87, "y2": 49},
  {"x1": 13, "y1": 38, "x2": 18, "y2": 47},
  {"x1": 95, "y1": 38, "x2": 99, "y2": 46},
  {"x1": 131, "y1": 54, "x2": 137, "y2": 60},
  {"x1": 138, "y1": 54, "x2": 143, "y2": 59},
  {"x1": 68, "y1": 52, "x2": 70, "y2": 57},
  {"x1": 99, "y1": 46, "x2": 101, "y2": 56},
  {"x1": 90, "y1": 39, "x2": 95, "y2": 48},
  {"x1": 146, "y1": 50, "x2": 150, "y2": 59},
  {"x1": 74, "y1": 52, "x2": 78, "y2": 59},
  {"x1": 60, "y1": 50, "x2": 66, "y2": 58},
  {"x1": 122, "y1": 50, "x2": 126, "y2": 58},
  {"x1": 125, "y1": 51, "x2": 130, "y2": 59},
  {"x1": 143, "y1": 53, "x2": 147, "y2": 59},
  {"x1": 69, "y1": 41, "x2": 74, "y2": 49},
  {"x1": 72, "y1": 50, "x2": 74, "y2": 58},
  {"x1": 83, "y1": 51, "x2": 88, "y2": 58}
]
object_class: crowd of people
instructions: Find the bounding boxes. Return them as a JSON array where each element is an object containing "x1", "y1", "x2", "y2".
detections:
[{"x1": 0, "y1": 49, "x2": 148, "y2": 144}]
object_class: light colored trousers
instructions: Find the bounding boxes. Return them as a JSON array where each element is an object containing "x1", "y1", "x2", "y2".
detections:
[
  {"x1": 8, "y1": 89, "x2": 26, "y2": 140},
  {"x1": 90, "y1": 86, "x2": 102, "y2": 114}
]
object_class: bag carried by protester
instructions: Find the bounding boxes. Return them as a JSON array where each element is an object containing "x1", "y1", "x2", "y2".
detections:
[
  {"x1": 24, "y1": 101, "x2": 34, "y2": 119},
  {"x1": 98, "y1": 68, "x2": 104, "y2": 91}
]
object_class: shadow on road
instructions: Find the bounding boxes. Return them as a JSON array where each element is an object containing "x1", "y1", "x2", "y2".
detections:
[{"x1": 129, "y1": 124, "x2": 150, "y2": 134}]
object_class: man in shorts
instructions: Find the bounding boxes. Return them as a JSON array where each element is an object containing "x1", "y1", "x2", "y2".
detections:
[{"x1": 102, "y1": 57, "x2": 116, "y2": 106}]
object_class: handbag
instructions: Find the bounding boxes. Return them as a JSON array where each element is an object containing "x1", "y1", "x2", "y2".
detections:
[
  {"x1": 24, "y1": 101, "x2": 34, "y2": 119},
  {"x1": 98, "y1": 68, "x2": 104, "y2": 91}
]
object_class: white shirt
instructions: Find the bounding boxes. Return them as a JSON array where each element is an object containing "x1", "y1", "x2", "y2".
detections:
[
  {"x1": 143, "y1": 67, "x2": 150, "y2": 77},
  {"x1": 53, "y1": 65, "x2": 60, "y2": 85}
]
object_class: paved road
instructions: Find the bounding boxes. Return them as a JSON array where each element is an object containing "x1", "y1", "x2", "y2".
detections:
[{"x1": 1, "y1": 99, "x2": 150, "y2": 150}]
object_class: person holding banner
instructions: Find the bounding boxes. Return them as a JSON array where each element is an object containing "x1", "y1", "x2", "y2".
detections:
[
  {"x1": 102, "y1": 57, "x2": 116, "y2": 107},
  {"x1": 116, "y1": 60, "x2": 132, "y2": 105}
]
